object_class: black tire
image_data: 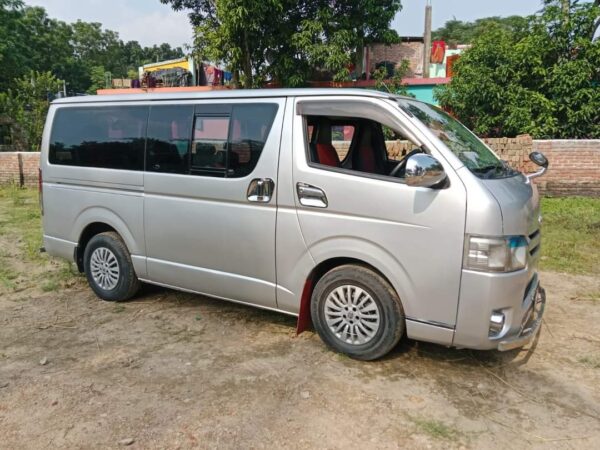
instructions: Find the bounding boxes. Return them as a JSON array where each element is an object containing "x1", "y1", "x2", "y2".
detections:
[
  {"x1": 83, "y1": 231, "x2": 140, "y2": 302},
  {"x1": 311, "y1": 264, "x2": 405, "y2": 361}
]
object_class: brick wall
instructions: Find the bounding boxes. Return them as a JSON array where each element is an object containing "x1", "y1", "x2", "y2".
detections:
[
  {"x1": 0, "y1": 152, "x2": 39, "y2": 187},
  {"x1": 477, "y1": 136, "x2": 600, "y2": 197},
  {"x1": 531, "y1": 140, "x2": 600, "y2": 197},
  {"x1": 368, "y1": 42, "x2": 424, "y2": 77},
  {"x1": 1, "y1": 141, "x2": 599, "y2": 196}
]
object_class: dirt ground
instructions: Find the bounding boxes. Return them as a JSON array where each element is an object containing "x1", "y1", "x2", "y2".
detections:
[{"x1": 0, "y1": 256, "x2": 599, "y2": 449}]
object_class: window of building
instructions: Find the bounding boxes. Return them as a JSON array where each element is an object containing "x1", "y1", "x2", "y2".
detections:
[{"x1": 49, "y1": 106, "x2": 148, "y2": 170}]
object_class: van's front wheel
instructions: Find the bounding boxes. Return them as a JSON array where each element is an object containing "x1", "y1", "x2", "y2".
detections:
[
  {"x1": 83, "y1": 232, "x2": 140, "y2": 301},
  {"x1": 311, "y1": 265, "x2": 405, "y2": 360}
]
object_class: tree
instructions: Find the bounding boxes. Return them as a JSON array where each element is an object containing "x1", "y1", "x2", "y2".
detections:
[
  {"x1": 0, "y1": 71, "x2": 62, "y2": 151},
  {"x1": 432, "y1": 15, "x2": 530, "y2": 45},
  {"x1": 0, "y1": 1, "x2": 185, "y2": 94},
  {"x1": 161, "y1": 0, "x2": 402, "y2": 87},
  {"x1": 435, "y1": 0, "x2": 600, "y2": 139}
]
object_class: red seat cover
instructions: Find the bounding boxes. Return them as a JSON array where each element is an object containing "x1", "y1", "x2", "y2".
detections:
[{"x1": 316, "y1": 143, "x2": 340, "y2": 167}]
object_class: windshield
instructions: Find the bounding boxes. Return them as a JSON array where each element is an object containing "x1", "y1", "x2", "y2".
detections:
[{"x1": 397, "y1": 99, "x2": 518, "y2": 179}]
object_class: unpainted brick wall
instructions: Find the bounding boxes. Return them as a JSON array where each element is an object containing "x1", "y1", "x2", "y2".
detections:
[
  {"x1": 368, "y1": 42, "x2": 424, "y2": 77},
  {"x1": 0, "y1": 152, "x2": 39, "y2": 187},
  {"x1": 531, "y1": 140, "x2": 600, "y2": 197},
  {"x1": 1, "y1": 140, "x2": 599, "y2": 196}
]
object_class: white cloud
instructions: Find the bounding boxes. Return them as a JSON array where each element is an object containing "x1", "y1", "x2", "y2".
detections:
[{"x1": 24, "y1": 0, "x2": 194, "y2": 47}]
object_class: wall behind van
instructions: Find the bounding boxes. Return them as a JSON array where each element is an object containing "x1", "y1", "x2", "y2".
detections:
[{"x1": 1, "y1": 140, "x2": 599, "y2": 196}]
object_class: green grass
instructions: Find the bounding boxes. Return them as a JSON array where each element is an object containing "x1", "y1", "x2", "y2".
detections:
[
  {"x1": 0, "y1": 265, "x2": 19, "y2": 289},
  {"x1": 540, "y1": 197, "x2": 600, "y2": 274},
  {"x1": 0, "y1": 185, "x2": 82, "y2": 293},
  {"x1": 578, "y1": 355, "x2": 600, "y2": 369},
  {"x1": 408, "y1": 416, "x2": 459, "y2": 441},
  {"x1": 41, "y1": 279, "x2": 59, "y2": 292},
  {"x1": 0, "y1": 185, "x2": 44, "y2": 262},
  {"x1": 541, "y1": 197, "x2": 600, "y2": 274}
]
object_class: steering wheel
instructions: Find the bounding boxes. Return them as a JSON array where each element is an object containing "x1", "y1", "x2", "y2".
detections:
[{"x1": 389, "y1": 148, "x2": 426, "y2": 178}]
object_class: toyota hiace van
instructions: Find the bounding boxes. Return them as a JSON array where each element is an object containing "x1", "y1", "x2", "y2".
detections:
[{"x1": 40, "y1": 89, "x2": 547, "y2": 360}]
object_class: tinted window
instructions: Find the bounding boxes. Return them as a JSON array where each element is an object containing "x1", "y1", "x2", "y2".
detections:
[
  {"x1": 147, "y1": 105, "x2": 193, "y2": 173},
  {"x1": 228, "y1": 104, "x2": 278, "y2": 178},
  {"x1": 50, "y1": 106, "x2": 148, "y2": 170},
  {"x1": 191, "y1": 116, "x2": 230, "y2": 177}
]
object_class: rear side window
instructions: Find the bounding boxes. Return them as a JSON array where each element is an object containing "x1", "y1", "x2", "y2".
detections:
[
  {"x1": 229, "y1": 104, "x2": 278, "y2": 178},
  {"x1": 191, "y1": 116, "x2": 230, "y2": 176},
  {"x1": 49, "y1": 106, "x2": 148, "y2": 171},
  {"x1": 147, "y1": 105, "x2": 193, "y2": 174},
  {"x1": 190, "y1": 103, "x2": 278, "y2": 178}
]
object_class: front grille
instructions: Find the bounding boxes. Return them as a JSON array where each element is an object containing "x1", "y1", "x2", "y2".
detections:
[{"x1": 528, "y1": 228, "x2": 541, "y2": 258}]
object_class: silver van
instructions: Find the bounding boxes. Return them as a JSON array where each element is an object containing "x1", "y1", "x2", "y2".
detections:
[{"x1": 40, "y1": 89, "x2": 548, "y2": 360}]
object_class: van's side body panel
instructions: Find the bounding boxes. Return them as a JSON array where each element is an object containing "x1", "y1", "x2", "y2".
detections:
[
  {"x1": 290, "y1": 97, "x2": 468, "y2": 338},
  {"x1": 41, "y1": 103, "x2": 147, "y2": 277},
  {"x1": 275, "y1": 99, "x2": 317, "y2": 314},
  {"x1": 143, "y1": 98, "x2": 286, "y2": 309}
]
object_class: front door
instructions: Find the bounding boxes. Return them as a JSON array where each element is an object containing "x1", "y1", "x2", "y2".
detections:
[
  {"x1": 143, "y1": 98, "x2": 285, "y2": 309},
  {"x1": 292, "y1": 96, "x2": 467, "y2": 329}
]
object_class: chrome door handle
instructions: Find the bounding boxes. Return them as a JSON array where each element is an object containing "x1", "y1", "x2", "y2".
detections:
[
  {"x1": 297, "y1": 183, "x2": 328, "y2": 208},
  {"x1": 247, "y1": 178, "x2": 275, "y2": 203}
]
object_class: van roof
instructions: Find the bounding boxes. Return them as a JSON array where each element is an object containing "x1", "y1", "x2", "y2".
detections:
[{"x1": 52, "y1": 88, "x2": 409, "y2": 105}]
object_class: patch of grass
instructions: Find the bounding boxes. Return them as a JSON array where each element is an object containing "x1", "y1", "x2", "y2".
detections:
[
  {"x1": 113, "y1": 305, "x2": 127, "y2": 313},
  {"x1": 578, "y1": 355, "x2": 600, "y2": 369},
  {"x1": 572, "y1": 291, "x2": 600, "y2": 304},
  {"x1": 0, "y1": 265, "x2": 19, "y2": 290},
  {"x1": 540, "y1": 197, "x2": 600, "y2": 274},
  {"x1": 41, "y1": 279, "x2": 59, "y2": 292},
  {"x1": 0, "y1": 187, "x2": 80, "y2": 294},
  {"x1": 0, "y1": 186, "x2": 43, "y2": 262},
  {"x1": 408, "y1": 416, "x2": 459, "y2": 441}
]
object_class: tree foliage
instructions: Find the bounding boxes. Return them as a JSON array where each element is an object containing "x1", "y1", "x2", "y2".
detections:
[
  {"x1": 432, "y1": 15, "x2": 531, "y2": 45},
  {"x1": 161, "y1": 0, "x2": 402, "y2": 87},
  {"x1": 0, "y1": 71, "x2": 62, "y2": 151},
  {"x1": 436, "y1": 0, "x2": 600, "y2": 139},
  {"x1": 0, "y1": 1, "x2": 184, "y2": 94}
]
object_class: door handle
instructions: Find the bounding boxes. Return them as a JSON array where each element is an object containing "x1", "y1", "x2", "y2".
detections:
[
  {"x1": 247, "y1": 178, "x2": 275, "y2": 203},
  {"x1": 297, "y1": 183, "x2": 328, "y2": 208}
]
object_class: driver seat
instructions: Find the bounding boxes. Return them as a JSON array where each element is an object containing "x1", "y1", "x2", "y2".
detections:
[
  {"x1": 354, "y1": 124, "x2": 385, "y2": 175},
  {"x1": 314, "y1": 120, "x2": 340, "y2": 167}
]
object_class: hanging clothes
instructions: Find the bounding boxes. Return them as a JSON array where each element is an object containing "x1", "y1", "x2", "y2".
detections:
[{"x1": 204, "y1": 65, "x2": 215, "y2": 85}]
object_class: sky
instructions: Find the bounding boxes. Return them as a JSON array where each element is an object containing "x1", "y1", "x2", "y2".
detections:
[{"x1": 25, "y1": 0, "x2": 553, "y2": 47}]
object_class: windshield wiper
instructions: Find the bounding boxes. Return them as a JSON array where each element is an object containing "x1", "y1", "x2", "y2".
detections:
[{"x1": 471, "y1": 164, "x2": 507, "y2": 179}]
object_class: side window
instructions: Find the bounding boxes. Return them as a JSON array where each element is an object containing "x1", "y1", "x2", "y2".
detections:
[
  {"x1": 190, "y1": 103, "x2": 278, "y2": 178},
  {"x1": 305, "y1": 115, "x2": 421, "y2": 178},
  {"x1": 147, "y1": 105, "x2": 193, "y2": 173},
  {"x1": 191, "y1": 116, "x2": 230, "y2": 177},
  {"x1": 228, "y1": 104, "x2": 278, "y2": 178},
  {"x1": 382, "y1": 125, "x2": 415, "y2": 161},
  {"x1": 49, "y1": 106, "x2": 148, "y2": 170},
  {"x1": 331, "y1": 125, "x2": 355, "y2": 161}
]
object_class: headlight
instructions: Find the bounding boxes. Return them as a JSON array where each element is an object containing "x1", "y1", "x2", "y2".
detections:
[{"x1": 464, "y1": 235, "x2": 528, "y2": 272}]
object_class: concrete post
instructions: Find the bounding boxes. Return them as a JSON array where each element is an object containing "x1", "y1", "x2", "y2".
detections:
[{"x1": 423, "y1": 2, "x2": 432, "y2": 78}]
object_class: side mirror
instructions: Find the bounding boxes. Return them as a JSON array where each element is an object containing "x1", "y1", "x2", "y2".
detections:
[
  {"x1": 527, "y1": 151, "x2": 549, "y2": 180},
  {"x1": 405, "y1": 154, "x2": 447, "y2": 188},
  {"x1": 529, "y1": 151, "x2": 548, "y2": 169}
]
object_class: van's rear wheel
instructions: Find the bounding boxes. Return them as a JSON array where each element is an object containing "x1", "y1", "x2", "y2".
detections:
[
  {"x1": 311, "y1": 265, "x2": 405, "y2": 360},
  {"x1": 83, "y1": 232, "x2": 140, "y2": 302}
]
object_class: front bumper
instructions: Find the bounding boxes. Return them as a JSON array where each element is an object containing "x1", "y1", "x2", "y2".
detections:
[
  {"x1": 452, "y1": 269, "x2": 545, "y2": 351},
  {"x1": 497, "y1": 284, "x2": 545, "y2": 351}
]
